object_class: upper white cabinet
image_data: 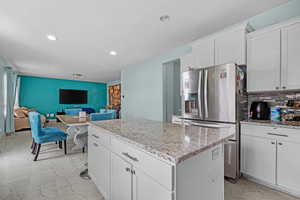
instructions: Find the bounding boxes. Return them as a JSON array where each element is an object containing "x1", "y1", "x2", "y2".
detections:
[
  {"x1": 193, "y1": 38, "x2": 214, "y2": 68},
  {"x1": 215, "y1": 28, "x2": 246, "y2": 65},
  {"x1": 247, "y1": 29, "x2": 281, "y2": 92},
  {"x1": 247, "y1": 17, "x2": 300, "y2": 92},
  {"x1": 181, "y1": 24, "x2": 250, "y2": 72},
  {"x1": 180, "y1": 52, "x2": 195, "y2": 72},
  {"x1": 281, "y1": 22, "x2": 300, "y2": 90}
]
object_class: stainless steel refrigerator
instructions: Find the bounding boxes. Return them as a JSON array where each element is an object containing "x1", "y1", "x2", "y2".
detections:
[{"x1": 181, "y1": 63, "x2": 247, "y2": 180}]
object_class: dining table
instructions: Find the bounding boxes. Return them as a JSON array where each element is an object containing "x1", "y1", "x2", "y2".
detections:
[{"x1": 56, "y1": 115, "x2": 90, "y2": 152}]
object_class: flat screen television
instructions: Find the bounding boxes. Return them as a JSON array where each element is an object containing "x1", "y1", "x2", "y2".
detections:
[{"x1": 59, "y1": 89, "x2": 88, "y2": 104}]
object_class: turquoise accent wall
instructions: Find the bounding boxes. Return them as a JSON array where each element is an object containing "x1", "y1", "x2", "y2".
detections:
[
  {"x1": 121, "y1": 0, "x2": 300, "y2": 121},
  {"x1": 19, "y1": 76, "x2": 107, "y2": 115}
]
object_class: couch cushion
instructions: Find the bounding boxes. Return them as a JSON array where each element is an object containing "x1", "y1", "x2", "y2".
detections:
[{"x1": 14, "y1": 109, "x2": 26, "y2": 118}]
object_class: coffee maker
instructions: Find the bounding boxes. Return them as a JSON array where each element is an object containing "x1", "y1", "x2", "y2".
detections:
[{"x1": 250, "y1": 101, "x2": 270, "y2": 120}]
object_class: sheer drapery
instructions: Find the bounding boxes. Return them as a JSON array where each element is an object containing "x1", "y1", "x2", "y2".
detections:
[
  {"x1": 4, "y1": 67, "x2": 18, "y2": 133},
  {"x1": 0, "y1": 66, "x2": 4, "y2": 136}
]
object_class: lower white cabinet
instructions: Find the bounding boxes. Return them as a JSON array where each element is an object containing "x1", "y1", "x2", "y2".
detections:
[
  {"x1": 111, "y1": 153, "x2": 132, "y2": 200},
  {"x1": 89, "y1": 125, "x2": 225, "y2": 200},
  {"x1": 277, "y1": 140, "x2": 300, "y2": 192},
  {"x1": 241, "y1": 135, "x2": 276, "y2": 185},
  {"x1": 133, "y1": 168, "x2": 172, "y2": 200},
  {"x1": 241, "y1": 123, "x2": 300, "y2": 196},
  {"x1": 88, "y1": 137, "x2": 110, "y2": 199}
]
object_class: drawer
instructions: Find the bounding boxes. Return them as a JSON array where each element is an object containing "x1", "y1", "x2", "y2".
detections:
[
  {"x1": 241, "y1": 124, "x2": 300, "y2": 143},
  {"x1": 88, "y1": 125, "x2": 111, "y2": 147},
  {"x1": 111, "y1": 137, "x2": 174, "y2": 191}
]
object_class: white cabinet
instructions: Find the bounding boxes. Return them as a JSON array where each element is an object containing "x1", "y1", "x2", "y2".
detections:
[
  {"x1": 110, "y1": 152, "x2": 172, "y2": 200},
  {"x1": 181, "y1": 24, "x2": 249, "y2": 73},
  {"x1": 193, "y1": 39, "x2": 214, "y2": 67},
  {"x1": 215, "y1": 29, "x2": 246, "y2": 65},
  {"x1": 133, "y1": 168, "x2": 172, "y2": 200},
  {"x1": 180, "y1": 53, "x2": 194, "y2": 72},
  {"x1": 88, "y1": 135, "x2": 110, "y2": 199},
  {"x1": 241, "y1": 123, "x2": 300, "y2": 196},
  {"x1": 247, "y1": 29, "x2": 281, "y2": 92},
  {"x1": 277, "y1": 141, "x2": 300, "y2": 193},
  {"x1": 241, "y1": 135, "x2": 276, "y2": 185},
  {"x1": 281, "y1": 22, "x2": 300, "y2": 90},
  {"x1": 111, "y1": 153, "x2": 132, "y2": 200},
  {"x1": 247, "y1": 17, "x2": 300, "y2": 92}
]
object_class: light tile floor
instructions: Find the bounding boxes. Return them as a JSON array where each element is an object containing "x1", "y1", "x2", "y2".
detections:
[{"x1": 0, "y1": 126, "x2": 299, "y2": 200}]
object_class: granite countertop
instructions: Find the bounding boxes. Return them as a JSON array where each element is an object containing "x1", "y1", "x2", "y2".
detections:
[
  {"x1": 88, "y1": 119, "x2": 235, "y2": 164},
  {"x1": 241, "y1": 120, "x2": 300, "y2": 129}
]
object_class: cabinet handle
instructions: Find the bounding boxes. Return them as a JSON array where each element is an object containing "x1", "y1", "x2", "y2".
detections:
[
  {"x1": 122, "y1": 152, "x2": 139, "y2": 162},
  {"x1": 92, "y1": 134, "x2": 99, "y2": 139},
  {"x1": 275, "y1": 86, "x2": 279, "y2": 90},
  {"x1": 282, "y1": 86, "x2": 286, "y2": 89},
  {"x1": 125, "y1": 167, "x2": 131, "y2": 172},
  {"x1": 267, "y1": 133, "x2": 288, "y2": 137},
  {"x1": 271, "y1": 141, "x2": 275, "y2": 145},
  {"x1": 278, "y1": 142, "x2": 283, "y2": 146},
  {"x1": 131, "y1": 169, "x2": 136, "y2": 175},
  {"x1": 93, "y1": 143, "x2": 99, "y2": 147}
]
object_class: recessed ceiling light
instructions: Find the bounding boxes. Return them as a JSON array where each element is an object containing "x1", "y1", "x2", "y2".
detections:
[
  {"x1": 47, "y1": 34, "x2": 57, "y2": 41},
  {"x1": 109, "y1": 51, "x2": 117, "y2": 56},
  {"x1": 160, "y1": 15, "x2": 170, "y2": 22}
]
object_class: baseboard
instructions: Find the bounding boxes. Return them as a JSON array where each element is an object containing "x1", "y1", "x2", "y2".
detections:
[{"x1": 242, "y1": 173, "x2": 300, "y2": 198}]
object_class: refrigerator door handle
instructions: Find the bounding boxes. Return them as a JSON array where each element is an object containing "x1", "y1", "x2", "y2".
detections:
[
  {"x1": 204, "y1": 69, "x2": 208, "y2": 118},
  {"x1": 198, "y1": 70, "x2": 203, "y2": 119}
]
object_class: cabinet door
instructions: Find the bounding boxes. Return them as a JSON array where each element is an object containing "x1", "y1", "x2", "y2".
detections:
[
  {"x1": 180, "y1": 53, "x2": 194, "y2": 72},
  {"x1": 277, "y1": 141, "x2": 300, "y2": 193},
  {"x1": 132, "y1": 168, "x2": 172, "y2": 200},
  {"x1": 95, "y1": 144, "x2": 110, "y2": 199},
  {"x1": 88, "y1": 139, "x2": 98, "y2": 183},
  {"x1": 111, "y1": 153, "x2": 132, "y2": 200},
  {"x1": 215, "y1": 29, "x2": 246, "y2": 65},
  {"x1": 193, "y1": 39, "x2": 214, "y2": 67},
  {"x1": 247, "y1": 29, "x2": 281, "y2": 92},
  {"x1": 241, "y1": 135, "x2": 276, "y2": 184},
  {"x1": 281, "y1": 22, "x2": 300, "y2": 90}
]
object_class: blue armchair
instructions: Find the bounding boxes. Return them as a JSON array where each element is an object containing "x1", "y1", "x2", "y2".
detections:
[
  {"x1": 99, "y1": 109, "x2": 117, "y2": 119},
  {"x1": 29, "y1": 112, "x2": 68, "y2": 161}
]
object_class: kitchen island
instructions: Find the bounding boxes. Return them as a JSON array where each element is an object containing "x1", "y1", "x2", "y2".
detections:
[{"x1": 88, "y1": 119, "x2": 234, "y2": 200}]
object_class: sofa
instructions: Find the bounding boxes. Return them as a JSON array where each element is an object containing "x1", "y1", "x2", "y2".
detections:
[{"x1": 14, "y1": 107, "x2": 46, "y2": 131}]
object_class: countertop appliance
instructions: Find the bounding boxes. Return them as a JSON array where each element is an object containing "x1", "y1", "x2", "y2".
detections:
[
  {"x1": 250, "y1": 101, "x2": 270, "y2": 120},
  {"x1": 181, "y1": 63, "x2": 247, "y2": 180}
]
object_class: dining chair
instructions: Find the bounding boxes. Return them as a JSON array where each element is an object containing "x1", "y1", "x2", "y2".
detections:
[{"x1": 29, "y1": 112, "x2": 68, "y2": 161}]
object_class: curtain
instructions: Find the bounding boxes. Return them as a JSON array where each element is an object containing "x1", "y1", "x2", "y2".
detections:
[
  {"x1": 14, "y1": 77, "x2": 21, "y2": 108},
  {"x1": 4, "y1": 67, "x2": 18, "y2": 134},
  {"x1": 0, "y1": 67, "x2": 4, "y2": 136}
]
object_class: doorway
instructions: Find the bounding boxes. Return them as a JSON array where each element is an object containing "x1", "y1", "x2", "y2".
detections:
[{"x1": 163, "y1": 59, "x2": 181, "y2": 122}]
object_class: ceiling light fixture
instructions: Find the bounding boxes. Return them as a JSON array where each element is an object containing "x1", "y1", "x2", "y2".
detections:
[
  {"x1": 160, "y1": 15, "x2": 170, "y2": 22},
  {"x1": 47, "y1": 34, "x2": 57, "y2": 41},
  {"x1": 109, "y1": 51, "x2": 117, "y2": 56},
  {"x1": 72, "y1": 73, "x2": 83, "y2": 80}
]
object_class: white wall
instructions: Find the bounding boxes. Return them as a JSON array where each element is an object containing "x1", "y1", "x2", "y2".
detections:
[
  {"x1": 121, "y1": 0, "x2": 300, "y2": 121},
  {"x1": 121, "y1": 47, "x2": 190, "y2": 121}
]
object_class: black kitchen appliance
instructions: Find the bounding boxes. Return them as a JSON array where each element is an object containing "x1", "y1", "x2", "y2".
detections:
[{"x1": 250, "y1": 101, "x2": 270, "y2": 120}]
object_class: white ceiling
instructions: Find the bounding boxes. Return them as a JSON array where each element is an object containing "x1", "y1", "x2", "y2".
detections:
[{"x1": 0, "y1": 0, "x2": 289, "y2": 83}]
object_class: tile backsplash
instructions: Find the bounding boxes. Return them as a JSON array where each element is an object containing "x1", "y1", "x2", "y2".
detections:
[{"x1": 247, "y1": 91, "x2": 300, "y2": 119}]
